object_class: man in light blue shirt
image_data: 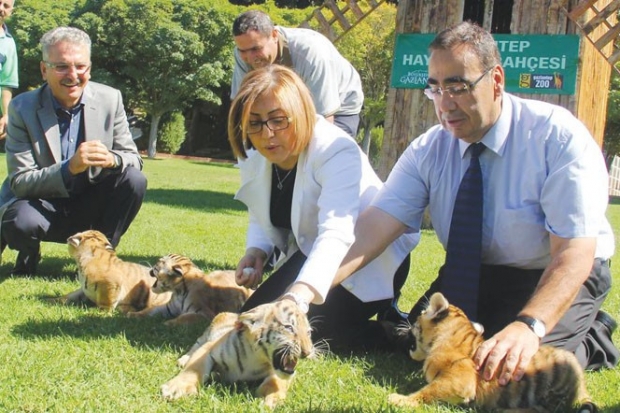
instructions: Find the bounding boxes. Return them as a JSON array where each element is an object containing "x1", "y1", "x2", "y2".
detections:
[{"x1": 333, "y1": 21, "x2": 617, "y2": 378}]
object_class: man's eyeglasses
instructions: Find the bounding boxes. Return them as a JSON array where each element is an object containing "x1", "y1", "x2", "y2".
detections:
[
  {"x1": 424, "y1": 67, "x2": 493, "y2": 100},
  {"x1": 247, "y1": 116, "x2": 291, "y2": 134},
  {"x1": 44, "y1": 62, "x2": 91, "y2": 75}
]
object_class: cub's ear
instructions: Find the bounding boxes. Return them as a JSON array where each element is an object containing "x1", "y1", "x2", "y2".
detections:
[
  {"x1": 426, "y1": 292, "x2": 450, "y2": 320},
  {"x1": 172, "y1": 265, "x2": 184, "y2": 278},
  {"x1": 237, "y1": 305, "x2": 268, "y2": 335},
  {"x1": 105, "y1": 242, "x2": 114, "y2": 251},
  {"x1": 67, "y1": 236, "x2": 81, "y2": 247},
  {"x1": 237, "y1": 308, "x2": 259, "y2": 328}
]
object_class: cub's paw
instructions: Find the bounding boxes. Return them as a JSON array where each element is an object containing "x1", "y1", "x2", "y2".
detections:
[
  {"x1": 177, "y1": 354, "x2": 190, "y2": 368},
  {"x1": 262, "y1": 393, "x2": 285, "y2": 409},
  {"x1": 163, "y1": 318, "x2": 181, "y2": 327},
  {"x1": 161, "y1": 378, "x2": 198, "y2": 400},
  {"x1": 126, "y1": 310, "x2": 148, "y2": 318},
  {"x1": 388, "y1": 393, "x2": 420, "y2": 408}
]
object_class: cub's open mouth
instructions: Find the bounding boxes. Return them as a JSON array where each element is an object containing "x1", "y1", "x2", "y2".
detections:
[{"x1": 273, "y1": 347, "x2": 298, "y2": 375}]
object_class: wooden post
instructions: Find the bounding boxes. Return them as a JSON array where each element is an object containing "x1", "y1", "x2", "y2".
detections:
[
  {"x1": 379, "y1": 0, "x2": 464, "y2": 179},
  {"x1": 380, "y1": 0, "x2": 616, "y2": 176}
]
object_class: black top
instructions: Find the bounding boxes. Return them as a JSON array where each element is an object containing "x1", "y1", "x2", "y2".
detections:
[{"x1": 270, "y1": 164, "x2": 297, "y2": 230}]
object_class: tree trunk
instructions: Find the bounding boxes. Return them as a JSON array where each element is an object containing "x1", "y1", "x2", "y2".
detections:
[{"x1": 147, "y1": 113, "x2": 162, "y2": 159}]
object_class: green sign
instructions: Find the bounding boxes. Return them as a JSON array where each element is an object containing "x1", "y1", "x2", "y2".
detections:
[{"x1": 391, "y1": 34, "x2": 580, "y2": 95}]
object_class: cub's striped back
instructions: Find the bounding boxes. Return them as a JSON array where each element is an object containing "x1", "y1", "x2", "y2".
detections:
[
  {"x1": 161, "y1": 300, "x2": 314, "y2": 408},
  {"x1": 389, "y1": 292, "x2": 597, "y2": 413}
]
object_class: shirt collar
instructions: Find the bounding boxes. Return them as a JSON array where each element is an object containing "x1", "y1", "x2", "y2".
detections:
[
  {"x1": 51, "y1": 92, "x2": 85, "y2": 115},
  {"x1": 274, "y1": 27, "x2": 293, "y2": 67},
  {"x1": 0, "y1": 24, "x2": 12, "y2": 38},
  {"x1": 457, "y1": 92, "x2": 511, "y2": 157}
]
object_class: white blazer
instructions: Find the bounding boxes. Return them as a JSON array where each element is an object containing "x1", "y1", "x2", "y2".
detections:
[{"x1": 234, "y1": 117, "x2": 418, "y2": 304}]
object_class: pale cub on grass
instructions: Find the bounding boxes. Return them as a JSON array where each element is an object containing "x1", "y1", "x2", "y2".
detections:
[
  {"x1": 127, "y1": 254, "x2": 252, "y2": 326},
  {"x1": 53, "y1": 230, "x2": 171, "y2": 313}
]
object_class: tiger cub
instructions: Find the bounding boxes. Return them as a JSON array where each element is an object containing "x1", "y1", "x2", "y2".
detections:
[
  {"x1": 388, "y1": 292, "x2": 597, "y2": 413},
  {"x1": 54, "y1": 230, "x2": 171, "y2": 313},
  {"x1": 127, "y1": 254, "x2": 252, "y2": 326},
  {"x1": 161, "y1": 300, "x2": 314, "y2": 408}
]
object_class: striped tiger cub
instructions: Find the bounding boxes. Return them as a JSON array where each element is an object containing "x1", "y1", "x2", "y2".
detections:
[
  {"x1": 127, "y1": 254, "x2": 252, "y2": 326},
  {"x1": 161, "y1": 300, "x2": 314, "y2": 408},
  {"x1": 388, "y1": 292, "x2": 597, "y2": 413},
  {"x1": 53, "y1": 230, "x2": 171, "y2": 313}
]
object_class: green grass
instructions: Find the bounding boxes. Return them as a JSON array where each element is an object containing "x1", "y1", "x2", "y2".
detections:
[{"x1": 0, "y1": 154, "x2": 618, "y2": 412}]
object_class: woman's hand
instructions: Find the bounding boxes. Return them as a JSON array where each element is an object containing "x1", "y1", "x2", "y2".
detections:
[
  {"x1": 280, "y1": 282, "x2": 316, "y2": 314},
  {"x1": 235, "y1": 248, "x2": 267, "y2": 289}
]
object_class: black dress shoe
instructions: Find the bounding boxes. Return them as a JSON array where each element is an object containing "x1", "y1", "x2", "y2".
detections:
[
  {"x1": 377, "y1": 306, "x2": 409, "y2": 324},
  {"x1": 10, "y1": 250, "x2": 41, "y2": 276},
  {"x1": 378, "y1": 320, "x2": 416, "y2": 355},
  {"x1": 377, "y1": 298, "x2": 409, "y2": 324},
  {"x1": 596, "y1": 310, "x2": 617, "y2": 335}
]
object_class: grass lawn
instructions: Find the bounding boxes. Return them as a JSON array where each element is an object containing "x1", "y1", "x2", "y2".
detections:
[{"x1": 0, "y1": 154, "x2": 618, "y2": 412}]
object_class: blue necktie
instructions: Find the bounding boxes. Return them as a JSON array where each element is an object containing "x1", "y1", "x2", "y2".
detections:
[{"x1": 441, "y1": 143, "x2": 485, "y2": 320}]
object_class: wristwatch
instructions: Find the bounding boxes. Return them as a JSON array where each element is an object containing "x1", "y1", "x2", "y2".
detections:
[
  {"x1": 515, "y1": 315, "x2": 546, "y2": 338},
  {"x1": 281, "y1": 292, "x2": 309, "y2": 314},
  {"x1": 112, "y1": 153, "x2": 122, "y2": 169}
]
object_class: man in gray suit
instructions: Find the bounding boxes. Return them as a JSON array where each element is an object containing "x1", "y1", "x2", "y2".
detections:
[{"x1": 0, "y1": 26, "x2": 146, "y2": 275}]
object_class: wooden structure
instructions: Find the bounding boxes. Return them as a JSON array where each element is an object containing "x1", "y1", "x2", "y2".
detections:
[
  {"x1": 378, "y1": 0, "x2": 619, "y2": 177},
  {"x1": 557, "y1": 0, "x2": 620, "y2": 71},
  {"x1": 299, "y1": 0, "x2": 387, "y2": 43}
]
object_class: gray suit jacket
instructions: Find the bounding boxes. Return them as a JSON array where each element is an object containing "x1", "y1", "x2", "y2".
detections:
[{"x1": 0, "y1": 81, "x2": 143, "y2": 237}]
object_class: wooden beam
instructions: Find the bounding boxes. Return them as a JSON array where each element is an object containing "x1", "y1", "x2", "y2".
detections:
[
  {"x1": 593, "y1": 21, "x2": 620, "y2": 49},
  {"x1": 313, "y1": 9, "x2": 337, "y2": 41},
  {"x1": 568, "y1": 0, "x2": 601, "y2": 20},
  {"x1": 346, "y1": 0, "x2": 366, "y2": 20},
  {"x1": 582, "y1": 0, "x2": 620, "y2": 33},
  {"x1": 607, "y1": 46, "x2": 620, "y2": 64},
  {"x1": 324, "y1": 0, "x2": 352, "y2": 31}
]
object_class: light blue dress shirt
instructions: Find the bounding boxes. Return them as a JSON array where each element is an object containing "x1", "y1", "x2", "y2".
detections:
[{"x1": 374, "y1": 93, "x2": 614, "y2": 269}]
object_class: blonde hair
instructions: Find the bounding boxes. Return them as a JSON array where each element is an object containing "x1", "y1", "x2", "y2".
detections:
[{"x1": 228, "y1": 65, "x2": 316, "y2": 159}]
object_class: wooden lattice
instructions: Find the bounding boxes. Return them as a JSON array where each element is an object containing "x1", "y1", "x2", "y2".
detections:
[
  {"x1": 298, "y1": 0, "x2": 386, "y2": 43},
  {"x1": 557, "y1": 0, "x2": 620, "y2": 72}
]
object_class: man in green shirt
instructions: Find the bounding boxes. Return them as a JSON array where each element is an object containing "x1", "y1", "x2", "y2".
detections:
[{"x1": 0, "y1": 0, "x2": 17, "y2": 139}]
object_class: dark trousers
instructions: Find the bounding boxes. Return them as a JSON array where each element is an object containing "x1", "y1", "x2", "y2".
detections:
[
  {"x1": 242, "y1": 249, "x2": 410, "y2": 351},
  {"x1": 408, "y1": 259, "x2": 619, "y2": 370},
  {"x1": 2, "y1": 166, "x2": 147, "y2": 272}
]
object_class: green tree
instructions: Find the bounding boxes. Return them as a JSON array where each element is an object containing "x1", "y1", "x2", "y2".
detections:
[
  {"x1": 157, "y1": 111, "x2": 186, "y2": 154},
  {"x1": 605, "y1": 71, "x2": 620, "y2": 163},
  {"x1": 76, "y1": 0, "x2": 231, "y2": 158},
  {"x1": 10, "y1": 0, "x2": 76, "y2": 92},
  {"x1": 336, "y1": 2, "x2": 397, "y2": 155}
]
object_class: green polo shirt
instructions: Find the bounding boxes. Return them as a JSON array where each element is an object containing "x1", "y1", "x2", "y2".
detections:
[{"x1": 0, "y1": 25, "x2": 18, "y2": 89}]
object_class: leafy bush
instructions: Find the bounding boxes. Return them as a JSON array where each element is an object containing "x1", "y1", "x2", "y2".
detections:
[
  {"x1": 157, "y1": 111, "x2": 186, "y2": 154},
  {"x1": 369, "y1": 126, "x2": 384, "y2": 168}
]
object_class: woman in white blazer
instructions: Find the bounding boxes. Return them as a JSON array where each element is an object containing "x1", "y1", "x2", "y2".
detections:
[{"x1": 228, "y1": 65, "x2": 418, "y2": 350}]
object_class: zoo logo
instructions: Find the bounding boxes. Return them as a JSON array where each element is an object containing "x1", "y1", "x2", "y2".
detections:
[{"x1": 519, "y1": 73, "x2": 531, "y2": 88}]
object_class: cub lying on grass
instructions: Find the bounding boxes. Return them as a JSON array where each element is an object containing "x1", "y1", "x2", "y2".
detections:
[
  {"x1": 52, "y1": 230, "x2": 171, "y2": 313},
  {"x1": 388, "y1": 292, "x2": 597, "y2": 413},
  {"x1": 127, "y1": 254, "x2": 252, "y2": 326},
  {"x1": 161, "y1": 300, "x2": 314, "y2": 408}
]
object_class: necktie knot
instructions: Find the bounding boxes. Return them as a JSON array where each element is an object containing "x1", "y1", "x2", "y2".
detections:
[{"x1": 469, "y1": 142, "x2": 486, "y2": 158}]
